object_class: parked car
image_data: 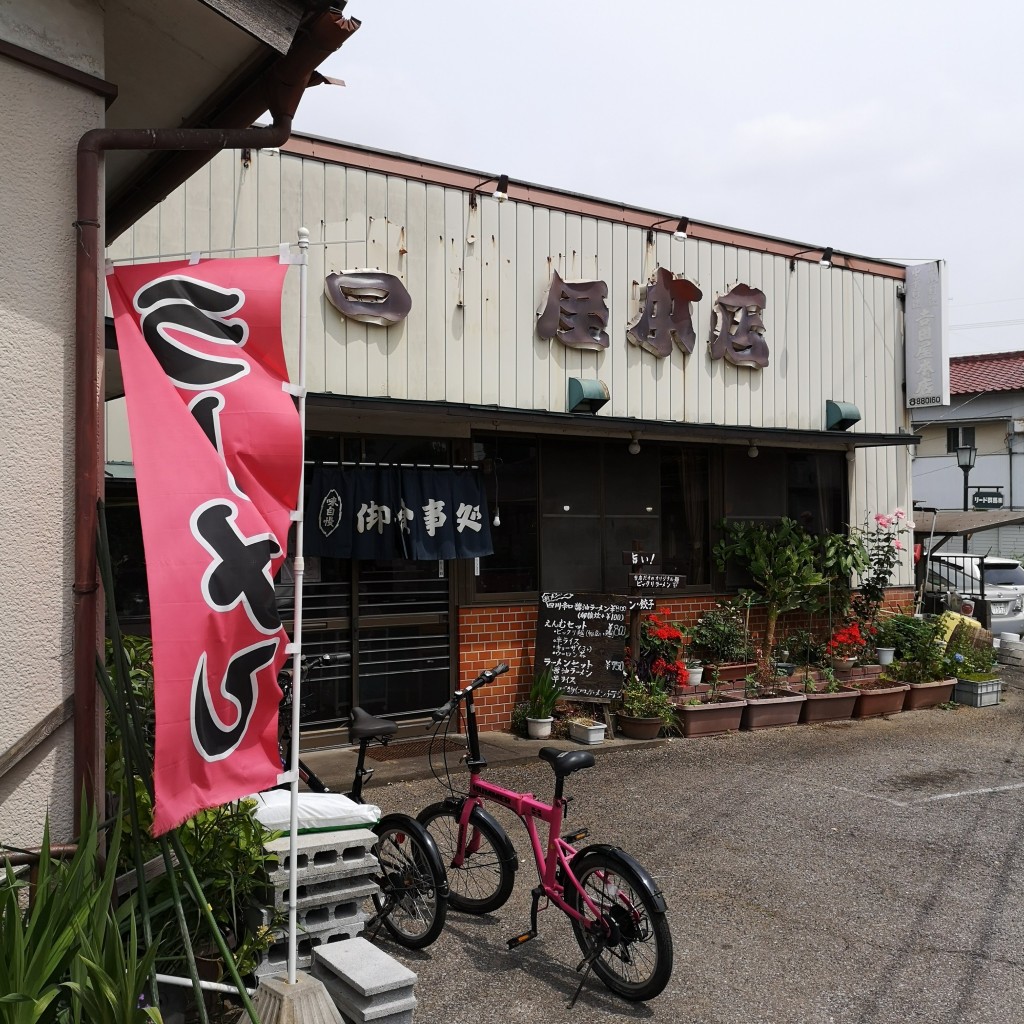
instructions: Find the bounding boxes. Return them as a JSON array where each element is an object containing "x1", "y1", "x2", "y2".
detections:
[{"x1": 923, "y1": 553, "x2": 1024, "y2": 635}]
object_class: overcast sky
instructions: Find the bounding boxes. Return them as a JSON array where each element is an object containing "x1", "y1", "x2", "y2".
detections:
[{"x1": 293, "y1": 0, "x2": 1023, "y2": 358}]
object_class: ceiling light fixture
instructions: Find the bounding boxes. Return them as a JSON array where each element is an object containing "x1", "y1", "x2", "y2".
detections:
[{"x1": 628, "y1": 432, "x2": 641, "y2": 456}]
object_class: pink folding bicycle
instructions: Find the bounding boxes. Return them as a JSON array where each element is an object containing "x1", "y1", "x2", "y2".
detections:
[{"x1": 417, "y1": 663, "x2": 673, "y2": 1005}]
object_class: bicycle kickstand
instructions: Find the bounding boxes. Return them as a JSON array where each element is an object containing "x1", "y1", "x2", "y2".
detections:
[
  {"x1": 506, "y1": 885, "x2": 543, "y2": 949},
  {"x1": 568, "y1": 937, "x2": 606, "y2": 1009}
]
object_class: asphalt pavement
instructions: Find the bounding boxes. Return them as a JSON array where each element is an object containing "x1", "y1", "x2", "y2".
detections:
[{"x1": 303, "y1": 679, "x2": 1024, "y2": 1024}]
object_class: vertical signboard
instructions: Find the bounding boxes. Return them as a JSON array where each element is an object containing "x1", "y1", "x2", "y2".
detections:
[{"x1": 904, "y1": 260, "x2": 950, "y2": 410}]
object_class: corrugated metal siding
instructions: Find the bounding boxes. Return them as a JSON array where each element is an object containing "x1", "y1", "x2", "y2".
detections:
[
  {"x1": 104, "y1": 146, "x2": 916, "y2": 583},
  {"x1": 110, "y1": 148, "x2": 907, "y2": 433}
]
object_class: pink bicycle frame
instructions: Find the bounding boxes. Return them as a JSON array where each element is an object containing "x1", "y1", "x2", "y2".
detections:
[{"x1": 453, "y1": 776, "x2": 610, "y2": 929}]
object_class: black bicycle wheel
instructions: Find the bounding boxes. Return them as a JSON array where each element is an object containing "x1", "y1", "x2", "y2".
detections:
[
  {"x1": 418, "y1": 802, "x2": 515, "y2": 914},
  {"x1": 565, "y1": 849, "x2": 673, "y2": 1002},
  {"x1": 368, "y1": 814, "x2": 447, "y2": 949}
]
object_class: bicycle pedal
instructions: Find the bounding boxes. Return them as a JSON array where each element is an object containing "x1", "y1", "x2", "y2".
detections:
[
  {"x1": 506, "y1": 929, "x2": 537, "y2": 949},
  {"x1": 561, "y1": 827, "x2": 590, "y2": 844}
]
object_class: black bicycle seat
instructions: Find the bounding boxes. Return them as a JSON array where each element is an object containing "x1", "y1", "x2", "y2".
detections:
[
  {"x1": 538, "y1": 747, "x2": 595, "y2": 778},
  {"x1": 349, "y1": 706, "x2": 398, "y2": 742}
]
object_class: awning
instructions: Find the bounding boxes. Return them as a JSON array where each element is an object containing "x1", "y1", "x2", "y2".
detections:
[{"x1": 913, "y1": 509, "x2": 1024, "y2": 540}]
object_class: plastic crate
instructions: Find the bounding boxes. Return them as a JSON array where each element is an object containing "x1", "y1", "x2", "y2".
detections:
[{"x1": 954, "y1": 679, "x2": 1002, "y2": 708}]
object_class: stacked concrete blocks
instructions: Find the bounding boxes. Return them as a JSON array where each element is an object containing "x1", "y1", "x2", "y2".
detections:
[
  {"x1": 313, "y1": 938, "x2": 417, "y2": 1024},
  {"x1": 258, "y1": 829, "x2": 380, "y2": 978}
]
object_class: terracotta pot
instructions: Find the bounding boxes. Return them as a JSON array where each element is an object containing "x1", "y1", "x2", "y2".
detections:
[
  {"x1": 706, "y1": 661, "x2": 759, "y2": 683},
  {"x1": 903, "y1": 677, "x2": 956, "y2": 710},
  {"x1": 674, "y1": 697, "x2": 746, "y2": 737},
  {"x1": 852, "y1": 682, "x2": 910, "y2": 718},
  {"x1": 616, "y1": 714, "x2": 664, "y2": 740},
  {"x1": 741, "y1": 690, "x2": 806, "y2": 730},
  {"x1": 799, "y1": 685, "x2": 860, "y2": 724}
]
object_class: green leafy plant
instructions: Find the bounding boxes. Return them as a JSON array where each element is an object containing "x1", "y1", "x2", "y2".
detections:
[
  {"x1": 880, "y1": 616, "x2": 947, "y2": 684},
  {"x1": 850, "y1": 510, "x2": 913, "y2": 626},
  {"x1": 103, "y1": 637, "x2": 280, "y2": 981},
  {"x1": 714, "y1": 518, "x2": 830, "y2": 667},
  {"x1": 943, "y1": 622, "x2": 998, "y2": 679},
  {"x1": 510, "y1": 701, "x2": 530, "y2": 737},
  {"x1": 784, "y1": 629, "x2": 826, "y2": 668},
  {"x1": 0, "y1": 806, "x2": 159, "y2": 1024},
  {"x1": 619, "y1": 674, "x2": 675, "y2": 727},
  {"x1": 526, "y1": 667, "x2": 563, "y2": 719},
  {"x1": 684, "y1": 603, "x2": 754, "y2": 665}
]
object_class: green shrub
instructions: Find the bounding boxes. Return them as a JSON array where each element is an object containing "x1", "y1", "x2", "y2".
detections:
[{"x1": 526, "y1": 668, "x2": 563, "y2": 719}]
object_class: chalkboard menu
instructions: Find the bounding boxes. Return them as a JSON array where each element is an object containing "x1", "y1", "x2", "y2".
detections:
[{"x1": 534, "y1": 592, "x2": 629, "y2": 700}]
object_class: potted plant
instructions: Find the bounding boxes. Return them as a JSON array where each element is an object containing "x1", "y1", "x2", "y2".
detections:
[
  {"x1": 739, "y1": 658, "x2": 806, "y2": 730},
  {"x1": 683, "y1": 603, "x2": 755, "y2": 683},
  {"x1": 674, "y1": 667, "x2": 747, "y2": 737},
  {"x1": 945, "y1": 622, "x2": 1003, "y2": 707},
  {"x1": 567, "y1": 715, "x2": 607, "y2": 744},
  {"x1": 636, "y1": 613, "x2": 689, "y2": 693},
  {"x1": 871, "y1": 615, "x2": 953, "y2": 712},
  {"x1": 797, "y1": 664, "x2": 860, "y2": 724},
  {"x1": 525, "y1": 667, "x2": 563, "y2": 739},
  {"x1": 714, "y1": 518, "x2": 829, "y2": 670},
  {"x1": 617, "y1": 674, "x2": 675, "y2": 739},
  {"x1": 871, "y1": 615, "x2": 901, "y2": 666},
  {"x1": 824, "y1": 621, "x2": 867, "y2": 672}
]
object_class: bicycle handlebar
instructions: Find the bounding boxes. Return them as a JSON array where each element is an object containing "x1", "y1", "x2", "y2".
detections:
[{"x1": 430, "y1": 662, "x2": 509, "y2": 722}]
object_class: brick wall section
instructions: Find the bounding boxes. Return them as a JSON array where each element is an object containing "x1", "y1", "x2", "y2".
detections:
[{"x1": 458, "y1": 587, "x2": 917, "y2": 731}]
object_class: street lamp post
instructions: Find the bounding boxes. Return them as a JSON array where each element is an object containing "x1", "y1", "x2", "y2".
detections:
[{"x1": 957, "y1": 443, "x2": 977, "y2": 553}]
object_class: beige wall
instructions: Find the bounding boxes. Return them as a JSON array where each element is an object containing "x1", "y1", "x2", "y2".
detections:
[{"x1": 0, "y1": 8, "x2": 105, "y2": 845}]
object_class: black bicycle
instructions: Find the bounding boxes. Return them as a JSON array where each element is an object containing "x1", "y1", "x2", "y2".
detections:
[{"x1": 277, "y1": 655, "x2": 449, "y2": 949}]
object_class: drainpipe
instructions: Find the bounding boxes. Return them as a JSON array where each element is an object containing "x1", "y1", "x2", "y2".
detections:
[{"x1": 72, "y1": 10, "x2": 359, "y2": 822}]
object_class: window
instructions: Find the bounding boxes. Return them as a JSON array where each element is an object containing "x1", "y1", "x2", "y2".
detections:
[
  {"x1": 660, "y1": 448, "x2": 711, "y2": 585},
  {"x1": 540, "y1": 440, "x2": 659, "y2": 592},
  {"x1": 946, "y1": 426, "x2": 975, "y2": 453},
  {"x1": 476, "y1": 437, "x2": 538, "y2": 594}
]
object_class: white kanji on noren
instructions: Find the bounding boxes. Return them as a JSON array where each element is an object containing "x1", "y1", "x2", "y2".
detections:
[
  {"x1": 456, "y1": 502, "x2": 483, "y2": 533},
  {"x1": 397, "y1": 499, "x2": 414, "y2": 533},
  {"x1": 357, "y1": 501, "x2": 392, "y2": 534},
  {"x1": 422, "y1": 498, "x2": 447, "y2": 536}
]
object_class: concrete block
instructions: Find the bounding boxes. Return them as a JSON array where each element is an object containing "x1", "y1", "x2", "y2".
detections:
[
  {"x1": 258, "y1": 912, "x2": 368, "y2": 978},
  {"x1": 313, "y1": 938, "x2": 417, "y2": 1024},
  {"x1": 270, "y1": 874, "x2": 379, "y2": 914},
  {"x1": 314, "y1": 937, "x2": 417, "y2": 996}
]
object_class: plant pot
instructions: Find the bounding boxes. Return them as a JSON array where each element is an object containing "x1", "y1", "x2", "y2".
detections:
[
  {"x1": 799, "y1": 685, "x2": 860, "y2": 724},
  {"x1": 675, "y1": 697, "x2": 746, "y2": 737},
  {"x1": 568, "y1": 720, "x2": 606, "y2": 744},
  {"x1": 830, "y1": 657, "x2": 858, "y2": 672},
  {"x1": 707, "y1": 661, "x2": 759, "y2": 683},
  {"x1": 686, "y1": 666, "x2": 704, "y2": 687},
  {"x1": 526, "y1": 717, "x2": 553, "y2": 739},
  {"x1": 741, "y1": 690, "x2": 806, "y2": 730},
  {"x1": 903, "y1": 677, "x2": 956, "y2": 710},
  {"x1": 852, "y1": 682, "x2": 910, "y2": 718},
  {"x1": 876, "y1": 647, "x2": 896, "y2": 666},
  {"x1": 954, "y1": 677, "x2": 1003, "y2": 707},
  {"x1": 616, "y1": 714, "x2": 664, "y2": 740}
]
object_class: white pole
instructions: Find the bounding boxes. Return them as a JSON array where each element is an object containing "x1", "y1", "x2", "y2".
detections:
[{"x1": 287, "y1": 226, "x2": 310, "y2": 985}]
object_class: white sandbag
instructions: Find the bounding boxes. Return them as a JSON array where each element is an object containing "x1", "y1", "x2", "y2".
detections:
[{"x1": 248, "y1": 789, "x2": 380, "y2": 835}]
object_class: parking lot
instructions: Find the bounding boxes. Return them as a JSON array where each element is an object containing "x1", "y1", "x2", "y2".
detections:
[{"x1": 353, "y1": 679, "x2": 1024, "y2": 1024}]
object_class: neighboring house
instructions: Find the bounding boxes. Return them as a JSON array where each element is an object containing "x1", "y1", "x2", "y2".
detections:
[
  {"x1": 0, "y1": 1, "x2": 358, "y2": 847},
  {"x1": 104, "y1": 133, "x2": 924, "y2": 740},
  {"x1": 912, "y1": 351, "x2": 1024, "y2": 557}
]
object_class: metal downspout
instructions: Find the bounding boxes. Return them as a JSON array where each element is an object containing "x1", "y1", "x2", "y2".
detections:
[{"x1": 72, "y1": 11, "x2": 359, "y2": 822}]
